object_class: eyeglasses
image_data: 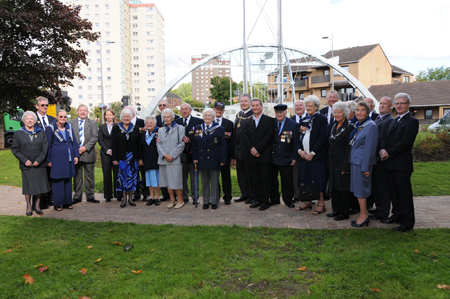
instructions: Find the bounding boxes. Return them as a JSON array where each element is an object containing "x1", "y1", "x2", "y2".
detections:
[
  {"x1": 40, "y1": 104, "x2": 49, "y2": 107},
  {"x1": 158, "y1": 104, "x2": 167, "y2": 107},
  {"x1": 395, "y1": 102, "x2": 408, "y2": 106},
  {"x1": 58, "y1": 116, "x2": 67, "y2": 119}
]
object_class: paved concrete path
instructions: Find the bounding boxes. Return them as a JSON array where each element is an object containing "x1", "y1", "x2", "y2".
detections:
[{"x1": 1, "y1": 185, "x2": 449, "y2": 229}]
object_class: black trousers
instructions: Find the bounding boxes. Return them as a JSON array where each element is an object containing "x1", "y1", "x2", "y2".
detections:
[
  {"x1": 350, "y1": 193, "x2": 359, "y2": 211},
  {"x1": 236, "y1": 158, "x2": 253, "y2": 200},
  {"x1": 100, "y1": 154, "x2": 121, "y2": 200},
  {"x1": 134, "y1": 165, "x2": 150, "y2": 198},
  {"x1": 270, "y1": 164, "x2": 294, "y2": 205},
  {"x1": 219, "y1": 161, "x2": 232, "y2": 201},
  {"x1": 331, "y1": 189, "x2": 351, "y2": 216},
  {"x1": 387, "y1": 169, "x2": 415, "y2": 229},
  {"x1": 372, "y1": 165, "x2": 391, "y2": 219},
  {"x1": 249, "y1": 162, "x2": 271, "y2": 205}
]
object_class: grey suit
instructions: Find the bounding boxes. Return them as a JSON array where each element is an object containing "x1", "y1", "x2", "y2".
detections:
[{"x1": 68, "y1": 117, "x2": 98, "y2": 201}]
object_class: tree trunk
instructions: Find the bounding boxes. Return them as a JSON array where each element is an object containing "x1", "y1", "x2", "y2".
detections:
[{"x1": 0, "y1": 113, "x2": 5, "y2": 149}]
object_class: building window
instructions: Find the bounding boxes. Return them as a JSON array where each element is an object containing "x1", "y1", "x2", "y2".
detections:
[
  {"x1": 133, "y1": 56, "x2": 139, "y2": 60},
  {"x1": 132, "y1": 24, "x2": 138, "y2": 28},
  {"x1": 105, "y1": 13, "x2": 109, "y2": 19},
  {"x1": 425, "y1": 109, "x2": 433, "y2": 119},
  {"x1": 133, "y1": 32, "x2": 138, "y2": 36},
  {"x1": 88, "y1": 77, "x2": 92, "y2": 81},
  {"x1": 403, "y1": 76, "x2": 410, "y2": 83},
  {"x1": 133, "y1": 48, "x2": 138, "y2": 53},
  {"x1": 94, "y1": 14, "x2": 99, "y2": 19},
  {"x1": 300, "y1": 92, "x2": 304, "y2": 99},
  {"x1": 146, "y1": 15, "x2": 153, "y2": 20},
  {"x1": 133, "y1": 40, "x2": 138, "y2": 44},
  {"x1": 324, "y1": 69, "x2": 329, "y2": 76},
  {"x1": 133, "y1": 64, "x2": 139, "y2": 68},
  {"x1": 146, "y1": 7, "x2": 153, "y2": 11},
  {"x1": 105, "y1": 4, "x2": 109, "y2": 10},
  {"x1": 134, "y1": 72, "x2": 139, "y2": 76},
  {"x1": 321, "y1": 89, "x2": 327, "y2": 98},
  {"x1": 132, "y1": 16, "x2": 138, "y2": 20},
  {"x1": 148, "y1": 88, "x2": 155, "y2": 92},
  {"x1": 107, "y1": 76, "x2": 111, "y2": 81}
]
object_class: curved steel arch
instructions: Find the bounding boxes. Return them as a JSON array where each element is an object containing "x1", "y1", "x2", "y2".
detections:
[{"x1": 145, "y1": 43, "x2": 377, "y2": 115}]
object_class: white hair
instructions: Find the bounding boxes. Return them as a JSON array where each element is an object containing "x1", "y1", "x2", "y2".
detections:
[
  {"x1": 332, "y1": 102, "x2": 349, "y2": 119},
  {"x1": 22, "y1": 110, "x2": 37, "y2": 123},
  {"x1": 120, "y1": 109, "x2": 133, "y2": 120},
  {"x1": 304, "y1": 95, "x2": 321, "y2": 110},
  {"x1": 161, "y1": 108, "x2": 175, "y2": 120},
  {"x1": 202, "y1": 108, "x2": 216, "y2": 119}
]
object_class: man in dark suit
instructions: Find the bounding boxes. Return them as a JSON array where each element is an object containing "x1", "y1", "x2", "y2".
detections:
[
  {"x1": 291, "y1": 100, "x2": 306, "y2": 202},
  {"x1": 233, "y1": 94, "x2": 254, "y2": 203},
  {"x1": 155, "y1": 99, "x2": 180, "y2": 128},
  {"x1": 369, "y1": 96, "x2": 394, "y2": 222},
  {"x1": 270, "y1": 104, "x2": 299, "y2": 208},
  {"x1": 34, "y1": 96, "x2": 56, "y2": 210},
  {"x1": 379, "y1": 93, "x2": 419, "y2": 232},
  {"x1": 365, "y1": 98, "x2": 380, "y2": 121},
  {"x1": 68, "y1": 104, "x2": 99, "y2": 204},
  {"x1": 213, "y1": 102, "x2": 234, "y2": 205},
  {"x1": 320, "y1": 90, "x2": 339, "y2": 126},
  {"x1": 176, "y1": 103, "x2": 203, "y2": 203},
  {"x1": 244, "y1": 98, "x2": 274, "y2": 211}
]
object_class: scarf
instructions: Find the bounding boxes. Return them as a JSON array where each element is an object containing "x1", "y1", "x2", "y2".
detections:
[
  {"x1": 163, "y1": 121, "x2": 178, "y2": 137},
  {"x1": 303, "y1": 112, "x2": 319, "y2": 130},
  {"x1": 349, "y1": 117, "x2": 371, "y2": 145},
  {"x1": 118, "y1": 122, "x2": 134, "y2": 140},
  {"x1": 145, "y1": 127, "x2": 158, "y2": 145},
  {"x1": 48, "y1": 120, "x2": 74, "y2": 143},
  {"x1": 20, "y1": 125, "x2": 42, "y2": 135},
  {"x1": 202, "y1": 122, "x2": 221, "y2": 135}
]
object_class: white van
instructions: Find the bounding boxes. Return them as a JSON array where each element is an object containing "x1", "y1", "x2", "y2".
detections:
[{"x1": 427, "y1": 110, "x2": 450, "y2": 131}]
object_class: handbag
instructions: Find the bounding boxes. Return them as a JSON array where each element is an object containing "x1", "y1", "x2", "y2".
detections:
[
  {"x1": 323, "y1": 179, "x2": 331, "y2": 200},
  {"x1": 298, "y1": 162, "x2": 320, "y2": 201}
]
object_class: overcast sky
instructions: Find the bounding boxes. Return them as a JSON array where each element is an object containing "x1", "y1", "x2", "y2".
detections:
[{"x1": 146, "y1": 0, "x2": 450, "y2": 87}]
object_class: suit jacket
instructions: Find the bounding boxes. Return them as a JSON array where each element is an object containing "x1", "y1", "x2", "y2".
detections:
[
  {"x1": 374, "y1": 114, "x2": 393, "y2": 162},
  {"x1": 140, "y1": 129, "x2": 159, "y2": 171},
  {"x1": 272, "y1": 117, "x2": 300, "y2": 166},
  {"x1": 349, "y1": 120, "x2": 379, "y2": 172},
  {"x1": 11, "y1": 128, "x2": 48, "y2": 170},
  {"x1": 380, "y1": 113, "x2": 419, "y2": 172},
  {"x1": 320, "y1": 106, "x2": 335, "y2": 125},
  {"x1": 35, "y1": 113, "x2": 55, "y2": 130},
  {"x1": 219, "y1": 118, "x2": 234, "y2": 162},
  {"x1": 156, "y1": 113, "x2": 180, "y2": 128},
  {"x1": 371, "y1": 111, "x2": 380, "y2": 121},
  {"x1": 191, "y1": 124, "x2": 227, "y2": 170},
  {"x1": 175, "y1": 115, "x2": 203, "y2": 153},
  {"x1": 98, "y1": 124, "x2": 116, "y2": 157},
  {"x1": 234, "y1": 109, "x2": 254, "y2": 160},
  {"x1": 68, "y1": 117, "x2": 98, "y2": 163},
  {"x1": 290, "y1": 114, "x2": 306, "y2": 124},
  {"x1": 297, "y1": 113, "x2": 328, "y2": 162},
  {"x1": 135, "y1": 118, "x2": 145, "y2": 129},
  {"x1": 244, "y1": 114, "x2": 275, "y2": 163},
  {"x1": 328, "y1": 120, "x2": 353, "y2": 191}
]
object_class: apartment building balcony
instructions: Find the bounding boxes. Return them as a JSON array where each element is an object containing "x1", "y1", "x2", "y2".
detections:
[{"x1": 311, "y1": 75, "x2": 330, "y2": 84}]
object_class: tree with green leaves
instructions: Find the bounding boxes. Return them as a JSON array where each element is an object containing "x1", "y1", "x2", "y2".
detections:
[
  {"x1": 210, "y1": 77, "x2": 238, "y2": 105},
  {"x1": 0, "y1": 0, "x2": 99, "y2": 148},
  {"x1": 184, "y1": 99, "x2": 205, "y2": 108},
  {"x1": 416, "y1": 66, "x2": 450, "y2": 81},
  {"x1": 111, "y1": 101, "x2": 123, "y2": 121},
  {"x1": 171, "y1": 82, "x2": 192, "y2": 100}
]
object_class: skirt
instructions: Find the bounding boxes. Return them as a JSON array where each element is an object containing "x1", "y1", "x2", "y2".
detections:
[
  {"x1": 350, "y1": 163, "x2": 372, "y2": 198},
  {"x1": 117, "y1": 152, "x2": 138, "y2": 192},
  {"x1": 145, "y1": 169, "x2": 159, "y2": 187},
  {"x1": 159, "y1": 164, "x2": 183, "y2": 190},
  {"x1": 22, "y1": 168, "x2": 50, "y2": 195},
  {"x1": 297, "y1": 160, "x2": 326, "y2": 192}
]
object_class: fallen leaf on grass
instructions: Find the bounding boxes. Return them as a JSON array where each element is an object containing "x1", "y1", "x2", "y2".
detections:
[
  {"x1": 109, "y1": 230, "x2": 113, "y2": 232},
  {"x1": 414, "y1": 249, "x2": 419, "y2": 253},
  {"x1": 151, "y1": 249, "x2": 155, "y2": 252},
  {"x1": 94, "y1": 258, "x2": 101, "y2": 263},
  {"x1": 297, "y1": 267, "x2": 306, "y2": 271},
  {"x1": 380, "y1": 262, "x2": 385, "y2": 265},
  {"x1": 321, "y1": 270, "x2": 325, "y2": 272},
  {"x1": 87, "y1": 246, "x2": 93, "y2": 249},
  {"x1": 200, "y1": 281, "x2": 204, "y2": 285},
  {"x1": 436, "y1": 285, "x2": 450, "y2": 290},
  {"x1": 433, "y1": 253, "x2": 437, "y2": 256},
  {"x1": 23, "y1": 274, "x2": 34, "y2": 284},
  {"x1": 78, "y1": 297, "x2": 91, "y2": 299},
  {"x1": 371, "y1": 288, "x2": 380, "y2": 292},
  {"x1": 4, "y1": 249, "x2": 11, "y2": 253},
  {"x1": 247, "y1": 283, "x2": 254, "y2": 287},
  {"x1": 79, "y1": 268, "x2": 88, "y2": 275},
  {"x1": 434, "y1": 260, "x2": 440, "y2": 263},
  {"x1": 307, "y1": 290, "x2": 310, "y2": 294},
  {"x1": 113, "y1": 242, "x2": 122, "y2": 245},
  {"x1": 39, "y1": 267, "x2": 48, "y2": 273},
  {"x1": 132, "y1": 270, "x2": 142, "y2": 274},
  {"x1": 5, "y1": 177, "x2": 7, "y2": 179},
  {"x1": 34, "y1": 263, "x2": 43, "y2": 268}
]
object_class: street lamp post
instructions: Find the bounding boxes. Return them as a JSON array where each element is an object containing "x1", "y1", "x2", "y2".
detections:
[
  {"x1": 99, "y1": 41, "x2": 115, "y2": 123},
  {"x1": 322, "y1": 34, "x2": 334, "y2": 91}
]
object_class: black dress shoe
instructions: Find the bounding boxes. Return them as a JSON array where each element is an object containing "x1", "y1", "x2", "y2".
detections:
[
  {"x1": 234, "y1": 196, "x2": 249, "y2": 202},
  {"x1": 26, "y1": 211, "x2": 33, "y2": 216},
  {"x1": 72, "y1": 198, "x2": 82, "y2": 204},
  {"x1": 381, "y1": 218, "x2": 394, "y2": 224},
  {"x1": 146, "y1": 199, "x2": 155, "y2": 206},
  {"x1": 334, "y1": 215, "x2": 349, "y2": 221},
  {"x1": 106, "y1": 198, "x2": 111, "y2": 203},
  {"x1": 117, "y1": 198, "x2": 123, "y2": 202},
  {"x1": 285, "y1": 203, "x2": 295, "y2": 208},
  {"x1": 128, "y1": 200, "x2": 136, "y2": 207},
  {"x1": 120, "y1": 201, "x2": 126, "y2": 208},
  {"x1": 224, "y1": 199, "x2": 231, "y2": 205},
  {"x1": 183, "y1": 198, "x2": 189, "y2": 203},
  {"x1": 326, "y1": 211, "x2": 340, "y2": 218},
  {"x1": 367, "y1": 208, "x2": 378, "y2": 214},
  {"x1": 250, "y1": 202, "x2": 261, "y2": 208},
  {"x1": 369, "y1": 215, "x2": 383, "y2": 220},
  {"x1": 393, "y1": 225, "x2": 412, "y2": 232},
  {"x1": 87, "y1": 198, "x2": 100, "y2": 203},
  {"x1": 245, "y1": 198, "x2": 255, "y2": 204},
  {"x1": 259, "y1": 203, "x2": 270, "y2": 211},
  {"x1": 292, "y1": 197, "x2": 299, "y2": 203},
  {"x1": 349, "y1": 209, "x2": 360, "y2": 215},
  {"x1": 211, "y1": 204, "x2": 218, "y2": 209},
  {"x1": 142, "y1": 196, "x2": 148, "y2": 202},
  {"x1": 203, "y1": 204, "x2": 209, "y2": 209}
]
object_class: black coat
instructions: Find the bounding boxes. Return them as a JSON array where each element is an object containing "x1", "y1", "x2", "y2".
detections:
[
  {"x1": 156, "y1": 114, "x2": 180, "y2": 128},
  {"x1": 320, "y1": 106, "x2": 334, "y2": 125},
  {"x1": 111, "y1": 123, "x2": 141, "y2": 162},
  {"x1": 371, "y1": 112, "x2": 380, "y2": 121},
  {"x1": 35, "y1": 113, "x2": 56, "y2": 130},
  {"x1": 374, "y1": 114, "x2": 394, "y2": 162},
  {"x1": 175, "y1": 115, "x2": 203, "y2": 153},
  {"x1": 234, "y1": 110, "x2": 254, "y2": 160},
  {"x1": 328, "y1": 120, "x2": 353, "y2": 191},
  {"x1": 380, "y1": 113, "x2": 419, "y2": 172},
  {"x1": 140, "y1": 129, "x2": 159, "y2": 171},
  {"x1": 11, "y1": 128, "x2": 48, "y2": 170},
  {"x1": 220, "y1": 118, "x2": 234, "y2": 162},
  {"x1": 98, "y1": 124, "x2": 116, "y2": 157},
  {"x1": 272, "y1": 117, "x2": 300, "y2": 166},
  {"x1": 297, "y1": 113, "x2": 328, "y2": 162},
  {"x1": 244, "y1": 114, "x2": 275, "y2": 163}
]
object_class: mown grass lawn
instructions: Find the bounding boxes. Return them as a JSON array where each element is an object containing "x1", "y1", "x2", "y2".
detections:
[{"x1": 1, "y1": 216, "x2": 450, "y2": 299}]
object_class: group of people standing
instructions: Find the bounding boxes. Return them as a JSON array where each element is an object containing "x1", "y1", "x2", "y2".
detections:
[{"x1": 12, "y1": 91, "x2": 419, "y2": 231}]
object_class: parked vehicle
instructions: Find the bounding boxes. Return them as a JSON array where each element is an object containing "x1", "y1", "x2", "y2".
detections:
[
  {"x1": 3, "y1": 109, "x2": 24, "y2": 147},
  {"x1": 428, "y1": 110, "x2": 450, "y2": 131}
]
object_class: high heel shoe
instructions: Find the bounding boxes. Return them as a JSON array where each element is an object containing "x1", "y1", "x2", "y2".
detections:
[
  {"x1": 120, "y1": 200, "x2": 127, "y2": 208},
  {"x1": 26, "y1": 211, "x2": 33, "y2": 216},
  {"x1": 351, "y1": 217, "x2": 370, "y2": 227},
  {"x1": 128, "y1": 200, "x2": 136, "y2": 207},
  {"x1": 296, "y1": 202, "x2": 313, "y2": 211},
  {"x1": 312, "y1": 205, "x2": 326, "y2": 215}
]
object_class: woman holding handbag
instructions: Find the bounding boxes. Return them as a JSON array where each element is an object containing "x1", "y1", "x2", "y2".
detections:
[{"x1": 296, "y1": 95, "x2": 328, "y2": 215}]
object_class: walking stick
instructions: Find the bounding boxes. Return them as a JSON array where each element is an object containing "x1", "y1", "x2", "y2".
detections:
[{"x1": 194, "y1": 163, "x2": 199, "y2": 207}]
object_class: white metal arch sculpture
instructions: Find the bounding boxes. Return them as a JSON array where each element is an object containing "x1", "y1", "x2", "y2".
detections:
[{"x1": 144, "y1": 43, "x2": 377, "y2": 116}]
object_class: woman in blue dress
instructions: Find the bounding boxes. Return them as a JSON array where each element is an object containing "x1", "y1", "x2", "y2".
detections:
[
  {"x1": 45, "y1": 110, "x2": 79, "y2": 211},
  {"x1": 111, "y1": 109, "x2": 141, "y2": 208}
]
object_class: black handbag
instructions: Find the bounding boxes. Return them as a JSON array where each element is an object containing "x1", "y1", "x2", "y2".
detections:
[
  {"x1": 323, "y1": 179, "x2": 331, "y2": 200},
  {"x1": 298, "y1": 163, "x2": 320, "y2": 201}
]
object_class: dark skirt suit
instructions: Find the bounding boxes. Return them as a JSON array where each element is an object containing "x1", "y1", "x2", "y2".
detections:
[
  {"x1": 98, "y1": 124, "x2": 121, "y2": 200},
  {"x1": 45, "y1": 122, "x2": 80, "y2": 207},
  {"x1": 111, "y1": 123, "x2": 141, "y2": 192},
  {"x1": 192, "y1": 123, "x2": 227, "y2": 205},
  {"x1": 297, "y1": 113, "x2": 328, "y2": 198},
  {"x1": 328, "y1": 120, "x2": 353, "y2": 216},
  {"x1": 349, "y1": 120, "x2": 379, "y2": 198},
  {"x1": 11, "y1": 127, "x2": 50, "y2": 196},
  {"x1": 140, "y1": 128, "x2": 159, "y2": 187}
]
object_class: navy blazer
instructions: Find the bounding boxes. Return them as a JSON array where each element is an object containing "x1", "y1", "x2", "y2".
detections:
[
  {"x1": 244, "y1": 114, "x2": 275, "y2": 163},
  {"x1": 191, "y1": 124, "x2": 227, "y2": 171},
  {"x1": 140, "y1": 129, "x2": 159, "y2": 171},
  {"x1": 219, "y1": 118, "x2": 234, "y2": 162},
  {"x1": 35, "y1": 113, "x2": 55, "y2": 130},
  {"x1": 349, "y1": 120, "x2": 379, "y2": 172},
  {"x1": 175, "y1": 115, "x2": 203, "y2": 153},
  {"x1": 272, "y1": 117, "x2": 300, "y2": 166},
  {"x1": 380, "y1": 113, "x2": 419, "y2": 172},
  {"x1": 297, "y1": 113, "x2": 328, "y2": 162}
]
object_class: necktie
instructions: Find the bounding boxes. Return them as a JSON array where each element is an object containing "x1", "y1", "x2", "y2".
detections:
[
  {"x1": 392, "y1": 116, "x2": 401, "y2": 129},
  {"x1": 183, "y1": 118, "x2": 187, "y2": 126},
  {"x1": 206, "y1": 125, "x2": 210, "y2": 130},
  {"x1": 79, "y1": 119, "x2": 84, "y2": 147},
  {"x1": 278, "y1": 121, "x2": 282, "y2": 135},
  {"x1": 42, "y1": 117, "x2": 48, "y2": 129},
  {"x1": 216, "y1": 119, "x2": 220, "y2": 125},
  {"x1": 375, "y1": 115, "x2": 381, "y2": 123}
]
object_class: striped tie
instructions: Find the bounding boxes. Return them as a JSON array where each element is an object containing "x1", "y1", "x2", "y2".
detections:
[
  {"x1": 79, "y1": 119, "x2": 84, "y2": 147},
  {"x1": 42, "y1": 117, "x2": 48, "y2": 129}
]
